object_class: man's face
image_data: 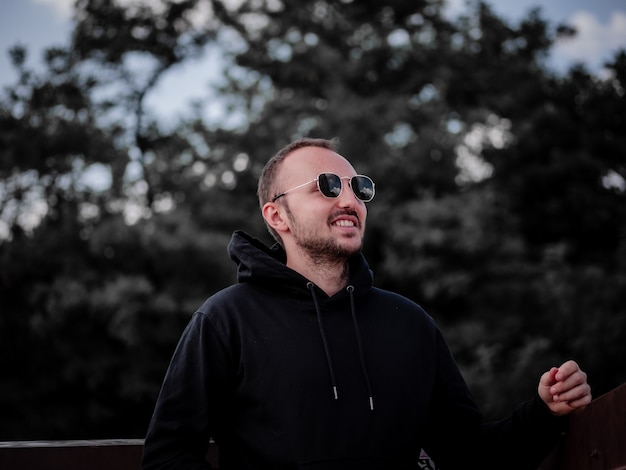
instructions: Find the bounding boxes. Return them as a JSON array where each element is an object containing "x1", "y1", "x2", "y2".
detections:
[{"x1": 275, "y1": 147, "x2": 368, "y2": 263}]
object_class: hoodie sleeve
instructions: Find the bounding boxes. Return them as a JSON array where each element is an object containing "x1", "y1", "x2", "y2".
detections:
[
  {"x1": 421, "y1": 328, "x2": 567, "y2": 470},
  {"x1": 142, "y1": 310, "x2": 233, "y2": 470}
]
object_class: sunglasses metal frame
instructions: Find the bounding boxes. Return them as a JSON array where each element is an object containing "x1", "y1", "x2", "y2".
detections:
[{"x1": 272, "y1": 173, "x2": 375, "y2": 203}]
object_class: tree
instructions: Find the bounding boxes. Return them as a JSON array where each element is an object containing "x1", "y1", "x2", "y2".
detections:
[{"x1": 0, "y1": 0, "x2": 249, "y2": 438}]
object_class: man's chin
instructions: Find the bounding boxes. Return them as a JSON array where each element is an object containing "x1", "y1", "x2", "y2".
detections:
[
  {"x1": 298, "y1": 237, "x2": 361, "y2": 262},
  {"x1": 337, "y1": 238, "x2": 363, "y2": 256}
]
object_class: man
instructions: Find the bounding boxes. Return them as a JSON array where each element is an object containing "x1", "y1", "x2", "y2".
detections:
[{"x1": 142, "y1": 137, "x2": 591, "y2": 469}]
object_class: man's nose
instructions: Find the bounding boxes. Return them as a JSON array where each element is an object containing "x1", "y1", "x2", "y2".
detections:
[{"x1": 336, "y1": 183, "x2": 359, "y2": 207}]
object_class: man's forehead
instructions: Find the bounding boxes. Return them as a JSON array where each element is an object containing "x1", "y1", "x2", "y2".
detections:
[{"x1": 282, "y1": 146, "x2": 355, "y2": 174}]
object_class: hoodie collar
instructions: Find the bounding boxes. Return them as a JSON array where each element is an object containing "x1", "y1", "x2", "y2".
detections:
[{"x1": 227, "y1": 230, "x2": 374, "y2": 298}]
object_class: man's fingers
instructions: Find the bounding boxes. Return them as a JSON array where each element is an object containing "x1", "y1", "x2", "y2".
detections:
[
  {"x1": 566, "y1": 382, "x2": 592, "y2": 402},
  {"x1": 555, "y1": 360, "x2": 581, "y2": 381},
  {"x1": 552, "y1": 366, "x2": 587, "y2": 394}
]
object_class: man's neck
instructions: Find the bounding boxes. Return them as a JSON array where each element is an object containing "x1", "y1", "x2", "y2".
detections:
[{"x1": 286, "y1": 252, "x2": 350, "y2": 297}]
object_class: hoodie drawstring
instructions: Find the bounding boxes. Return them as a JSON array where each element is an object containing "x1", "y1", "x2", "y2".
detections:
[
  {"x1": 308, "y1": 282, "x2": 339, "y2": 401},
  {"x1": 307, "y1": 282, "x2": 374, "y2": 411},
  {"x1": 347, "y1": 285, "x2": 375, "y2": 411}
]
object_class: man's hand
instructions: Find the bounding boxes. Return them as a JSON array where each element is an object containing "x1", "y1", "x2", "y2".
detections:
[{"x1": 538, "y1": 360, "x2": 592, "y2": 416}]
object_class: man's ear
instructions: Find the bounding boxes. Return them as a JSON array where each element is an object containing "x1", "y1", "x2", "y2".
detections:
[{"x1": 262, "y1": 202, "x2": 289, "y2": 234}]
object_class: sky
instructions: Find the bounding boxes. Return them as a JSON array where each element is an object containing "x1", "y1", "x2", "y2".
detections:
[{"x1": 0, "y1": 0, "x2": 625, "y2": 123}]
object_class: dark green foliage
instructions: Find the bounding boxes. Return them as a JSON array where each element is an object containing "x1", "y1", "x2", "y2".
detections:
[{"x1": 1, "y1": 0, "x2": 624, "y2": 438}]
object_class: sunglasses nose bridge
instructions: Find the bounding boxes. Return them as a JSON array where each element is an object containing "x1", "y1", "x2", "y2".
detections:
[{"x1": 335, "y1": 176, "x2": 362, "y2": 204}]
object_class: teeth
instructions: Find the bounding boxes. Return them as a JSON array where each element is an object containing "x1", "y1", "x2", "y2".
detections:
[{"x1": 334, "y1": 220, "x2": 355, "y2": 227}]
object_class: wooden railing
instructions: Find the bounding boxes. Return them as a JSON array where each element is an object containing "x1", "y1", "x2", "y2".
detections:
[
  {"x1": 1, "y1": 383, "x2": 624, "y2": 470},
  {"x1": 0, "y1": 439, "x2": 145, "y2": 470},
  {"x1": 538, "y1": 382, "x2": 626, "y2": 470}
]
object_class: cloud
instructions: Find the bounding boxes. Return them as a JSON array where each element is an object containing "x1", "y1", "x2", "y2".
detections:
[
  {"x1": 31, "y1": 0, "x2": 74, "y2": 19},
  {"x1": 553, "y1": 11, "x2": 626, "y2": 71},
  {"x1": 442, "y1": 0, "x2": 467, "y2": 19}
]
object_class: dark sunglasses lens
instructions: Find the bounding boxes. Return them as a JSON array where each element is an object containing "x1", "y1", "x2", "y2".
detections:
[
  {"x1": 352, "y1": 176, "x2": 375, "y2": 201},
  {"x1": 318, "y1": 173, "x2": 342, "y2": 198}
]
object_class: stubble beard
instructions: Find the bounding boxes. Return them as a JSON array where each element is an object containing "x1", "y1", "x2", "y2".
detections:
[
  {"x1": 285, "y1": 204, "x2": 363, "y2": 266},
  {"x1": 297, "y1": 235, "x2": 359, "y2": 266}
]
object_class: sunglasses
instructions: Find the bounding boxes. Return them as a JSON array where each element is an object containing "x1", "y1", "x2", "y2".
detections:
[{"x1": 272, "y1": 173, "x2": 375, "y2": 203}]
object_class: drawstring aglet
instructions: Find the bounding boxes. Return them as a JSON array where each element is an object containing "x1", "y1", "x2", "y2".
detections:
[
  {"x1": 369, "y1": 396, "x2": 374, "y2": 411},
  {"x1": 333, "y1": 386, "x2": 339, "y2": 400}
]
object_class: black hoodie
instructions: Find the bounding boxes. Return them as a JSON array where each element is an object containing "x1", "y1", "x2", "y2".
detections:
[{"x1": 142, "y1": 231, "x2": 566, "y2": 470}]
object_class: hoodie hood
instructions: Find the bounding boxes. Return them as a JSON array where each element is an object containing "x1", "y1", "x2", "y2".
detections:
[{"x1": 227, "y1": 230, "x2": 374, "y2": 299}]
